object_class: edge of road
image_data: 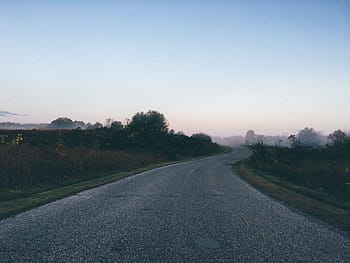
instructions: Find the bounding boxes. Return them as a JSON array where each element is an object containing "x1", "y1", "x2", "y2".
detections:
[{"x1": 0, "y1": 146, "x2": 232, "y2": 221}]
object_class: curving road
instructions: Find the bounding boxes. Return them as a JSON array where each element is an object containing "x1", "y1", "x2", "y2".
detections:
[{"x1": 1, "y1": 148, "x2": 349, "y2": 262}]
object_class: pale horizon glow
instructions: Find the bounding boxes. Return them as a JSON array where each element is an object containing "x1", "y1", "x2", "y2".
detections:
[{"x1": 1, "y1": 0, "x2": 349, "y2": 137}]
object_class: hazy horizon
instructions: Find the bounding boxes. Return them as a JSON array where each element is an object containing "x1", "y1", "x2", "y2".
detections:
[
  {"x1": 0, "y1": 114, "x2": 347, "y2": 138},
  {"x1": 1, "y1": 1, "x2": 349, "y2": 137}
]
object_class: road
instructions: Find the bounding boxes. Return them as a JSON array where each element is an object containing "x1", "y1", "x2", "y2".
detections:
[{"x1": 0, "y1": 148, "x2": 349, "y2": 262}]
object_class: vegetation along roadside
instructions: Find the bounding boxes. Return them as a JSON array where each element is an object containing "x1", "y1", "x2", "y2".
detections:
[
  {"x1": 0, "y1": 110, "x2": 229, "y2": 220},
  {"x1": 233, "y1": 132, "x2": 350, "y2": 234}
]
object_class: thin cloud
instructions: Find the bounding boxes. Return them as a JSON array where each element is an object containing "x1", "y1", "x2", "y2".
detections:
[{"x1": 0, "y1": 110, "x2": 20, "y2": 117}]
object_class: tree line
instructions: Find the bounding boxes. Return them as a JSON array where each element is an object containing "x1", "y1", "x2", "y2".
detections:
[{"x1": 0, "y1": 111, "x2": 221, "y2": 195}]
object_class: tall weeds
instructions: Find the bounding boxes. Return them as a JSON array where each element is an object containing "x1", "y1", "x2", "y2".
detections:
[
  {"x1": 249, "y1": 143, "x2": 350, "y2": 199},
  {"x1": 0, "y1": 144, "x2": 165, "y2": 190}
]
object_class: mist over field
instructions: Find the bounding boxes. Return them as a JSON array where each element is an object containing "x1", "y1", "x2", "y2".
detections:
[
  {"x1": 2, "y1": 117, "x2": 348, "y2": 149},
  {"x1": 212, "y1": 127, "x2": 350, "y2": 148}
]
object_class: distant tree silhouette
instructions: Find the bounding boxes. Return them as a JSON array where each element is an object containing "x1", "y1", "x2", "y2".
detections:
[
  {"x1": 288, "y1": 134, "x2": 300, "y2": 148},
  {"x1": 191, "y1": 133, "x2": 212, "y2": 143},
  {"x1": 86, "y1": 122, "x2": 103, "y2": 130},
  {"x1": 328, "y1": 129, "x2": 348, "y2": 144},
  {"x1": 48, "y1": 117, "x2": 75, "y2": 129},
  {"x1": 111, "y1": 121, "x2": 123, "y2": 131},
  {"x1": 105, "y1": 118, "x2": 113, "y2": 128},
  {"x1": 256, "y1": 135, "x2": 265, "y2": 145},
  {"x1": 245, "y1": 130, "x2": 257, "y2": 144},
  {"x1": 125, "y1": 110, "x2": 169, "y2": 148},
  {"x1": 48, "y1": 117, "x2": 88, "y2": 129},
  {"x1": 297, "y1": 127, "x2": 321, "y2": 147}
]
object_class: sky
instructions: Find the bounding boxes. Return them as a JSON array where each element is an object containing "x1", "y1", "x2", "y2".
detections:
[{"x1": 0, "y1": 0, "x2": 349, "y2": 136}]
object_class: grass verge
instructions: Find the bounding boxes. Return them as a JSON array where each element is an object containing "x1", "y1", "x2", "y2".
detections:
[
  {"x1": 233, "y1": 159, "x2": 350, "y2": 235},
  {"x1": 0, "y1": 146, "x2": 230, "y2": 221}
]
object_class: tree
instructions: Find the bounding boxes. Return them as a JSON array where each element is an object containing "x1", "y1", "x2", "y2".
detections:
[
  {"x1": 256, "y1": 135, "x2": 265, "y2": 145},
  {"x1": 328, "y1": 129, "x2": 347, "y2": 144},
  {"x1": 125, "y1": 110, "x2": 169, "y2": 147},
  {"x1": 297, "y1": 127, "x2": 322, "y2": 147},
  {"x1": 48, "y1": 117, "x2": 74, "y2": 129},
  {"x1": 191, "y1": 133, "x2": 212, "y2": 143},
  {"x1": 105, "y1": 118, "x2": 113, "y2": 128},
  {"x1": 111, "y1": 121, "x2": 123, "y2": 131},
  {"x1": 245, "y1": 130, "x2": 256, "y2": 144},
  {"x1": 288, "y1": 134, "x2": 300, "y2": 148},
  {"x1": 327, "y1": 129, "x2": 350, "y2": 161},
  {"x1": 86, "y1": 122, "x2": 103, "y2": 130}
]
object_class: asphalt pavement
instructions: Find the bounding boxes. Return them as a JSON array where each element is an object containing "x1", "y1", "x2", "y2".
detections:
[{"x1": 1, "y1": 147, "x2": 349, "y2": 262}]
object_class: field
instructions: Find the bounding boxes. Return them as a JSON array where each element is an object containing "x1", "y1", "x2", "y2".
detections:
[
  {"x1": 234, "y1": 140, "x2": 350, "y2": 231},
  {"x1": 0, "y1": 115, "x2": 222, "y2": 203},
  {"x1": 248, "y1": 142, "x2": 350, "y2": 205}
]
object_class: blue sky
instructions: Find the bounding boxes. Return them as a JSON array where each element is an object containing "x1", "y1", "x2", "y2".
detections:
[{"x1": 1, "y1": 0, "x2": 349, "y2": 136}]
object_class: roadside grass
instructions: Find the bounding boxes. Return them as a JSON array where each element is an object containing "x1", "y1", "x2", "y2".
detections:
[
  {"x1": 0, "y1": 146, "x2": 230, "y2": 221},
  {"x1": 233, "y1": 159, "x2": 350, "y2": 234}
]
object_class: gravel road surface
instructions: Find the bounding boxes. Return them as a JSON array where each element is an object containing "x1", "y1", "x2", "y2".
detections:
[{"x1": 1, "y1": 148, "x2": 349, "y2": 262}]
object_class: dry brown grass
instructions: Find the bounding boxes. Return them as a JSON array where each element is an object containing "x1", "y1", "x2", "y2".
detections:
[{"x1": 0, "y1": 145, "x2": 165, "y2": 191}]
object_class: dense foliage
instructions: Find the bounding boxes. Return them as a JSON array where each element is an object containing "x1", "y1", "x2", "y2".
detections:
[
  {"x1": 248, "y1": 131, "x2": 350, "y2": 200},
  {"x1": 0, "y1": 111, "x2": 221, "y2": 193}
]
